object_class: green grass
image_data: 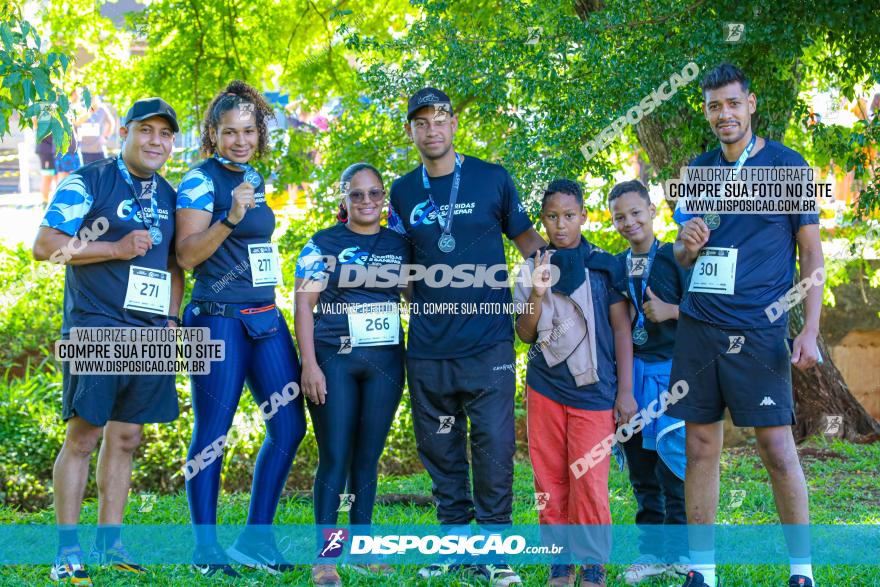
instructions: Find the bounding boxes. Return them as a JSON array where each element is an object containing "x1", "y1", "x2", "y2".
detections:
[{"x1": 1, "y1": 438, "x2": 878, "y2": 586}]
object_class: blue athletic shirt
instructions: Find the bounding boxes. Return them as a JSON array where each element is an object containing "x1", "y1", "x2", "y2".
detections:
[
  {"x1": 41, "y1": 157, "x2": 176, "y2": 335},
  {"x1": 388, "y1": 155, "x2": 534, "y2": 359},
  {"x1": 613, "y1": 241, "x2": 689, "y2": 363},
  {"x1": 295, "y1": 224, "x2": 411, "y2": 347},
  {"x1": 677, "y1": 139, "x2": 819, "y2": 329},
  {"x1": 177, "y1": 157, "x2": 275, "y2": 303},
  {"x1": 526, "y1": 240, "x2": 626, "y2": 410}
]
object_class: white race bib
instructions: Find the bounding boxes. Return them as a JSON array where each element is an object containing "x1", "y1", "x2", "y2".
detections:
[
  {"x1": 689, "y1": 247, "x2": 737, "y2": 295},
  {"x1": 248, "y1": 243, "x2": 283, "y2": 287},
  {"x1": 123, "y1": 266, "x2": 171, "y2": 315},
  {"x1": 347, "y1": 302, "x2": 400, "y2": 347}
]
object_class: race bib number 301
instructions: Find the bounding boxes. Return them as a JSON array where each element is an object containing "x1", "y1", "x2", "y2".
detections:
[
  {"x1": 248, "y1": 243, "x2": 283, "y2": 287},
  {"x1": 689, "y1": 247, "x2": 737, "y2": 295},
  {"x1": 347, "y1": 303, "x2": 400, "y2": 347},
  {"x1": 123, "y1": 266, "x2": 171, "y2": 315}
]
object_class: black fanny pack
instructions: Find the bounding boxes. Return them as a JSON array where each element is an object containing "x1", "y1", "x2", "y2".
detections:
[{"x1": 194, "y1": 302, "x2": 280, "y2": 340}]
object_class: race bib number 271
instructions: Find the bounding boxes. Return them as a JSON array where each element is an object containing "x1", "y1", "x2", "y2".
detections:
[{"x1": 123, "y1": 266, "x2": 171, "y2": 315}]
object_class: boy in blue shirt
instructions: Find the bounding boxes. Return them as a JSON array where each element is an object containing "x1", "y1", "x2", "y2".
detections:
[{"x1": 609, "y1": 179, "x2": 689, "y2": 584}]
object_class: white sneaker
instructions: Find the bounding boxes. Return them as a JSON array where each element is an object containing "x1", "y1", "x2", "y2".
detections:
[{"x1": 621, "y1": 554, "x2": 669, "y2": 584}]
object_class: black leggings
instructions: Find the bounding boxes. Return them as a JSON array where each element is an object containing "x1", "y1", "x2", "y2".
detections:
[{"x1": 309, "y1": 343, "x2": 404, "y2": 526}]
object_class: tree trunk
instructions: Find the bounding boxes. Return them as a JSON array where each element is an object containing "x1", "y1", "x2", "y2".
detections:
[
  {"x1": 574, "y1": 2, "x2": 880, "y2": 443},
  {"x1": 788, "y1": 298, "x2": 880, "y2": 442}
]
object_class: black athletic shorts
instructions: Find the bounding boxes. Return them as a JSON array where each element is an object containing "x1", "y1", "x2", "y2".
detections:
[
  {"x1": 666, "y1": 312, "x2": 795, "y2": 427},
  {"x1": 62, "y1": 362, "x2": 178, "y2": 426}
]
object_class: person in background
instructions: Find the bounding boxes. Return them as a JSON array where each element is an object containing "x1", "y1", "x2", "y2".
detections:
[{"x1": 76, "y1": 94, "x2": 116, "y2": 165}]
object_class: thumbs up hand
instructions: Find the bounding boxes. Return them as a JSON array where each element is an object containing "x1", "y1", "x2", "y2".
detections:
[{"x1": 642, "y1": 285, "x2": 679, "y2": 323}]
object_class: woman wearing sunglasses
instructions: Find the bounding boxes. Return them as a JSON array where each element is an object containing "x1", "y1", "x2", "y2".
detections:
[{"x1": 294, "y1": 163, "x2": 410, "y2": 586}]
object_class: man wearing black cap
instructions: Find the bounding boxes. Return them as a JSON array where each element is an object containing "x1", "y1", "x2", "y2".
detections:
[
  {"x1": 389, "y1": 87, "x2": 545, "y2": 586},
  {"x1": 34, "y1": 97, "x2": 182, "y2": 586}
]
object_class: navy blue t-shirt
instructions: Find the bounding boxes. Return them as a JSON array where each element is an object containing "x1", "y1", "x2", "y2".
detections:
[
  {"x1": 388, "y1": 155, "x2": 533, "y2": 359},
  {"x1": 525, "y1": 243, "x2": 626, "y2": 410},
  {"x1": 676, "y1": 139, "x2": 819, "y2": 329},
  {"x1": 614, "y1": 241, "x2": 689, "y2": 363},
  {"x1": 177, "y1": 157, "x2": 276, "y2": 303},
  {"x1": 295, "y1": 224, "x2": 411, "y2": 347},
  {"x1": 41, "y1": 157, "x2": 176, "y2": 335}
]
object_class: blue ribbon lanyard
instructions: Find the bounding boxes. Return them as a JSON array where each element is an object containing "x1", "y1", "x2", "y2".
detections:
[
  {"x1": 415, "y1": 153, "x2": 462, "y2": 232},
  {"x1": 116, "y1": 155, "x2": 159, "y2": 232},
  {"x1": 719, "y1": 133, "x2": 756, "y2": 176},
  {"x1": 213, "y1": 153, "x2": 262, "y2": 188},
  {"x1": 626, "y1": 239, "x2": 659, "y2": 332}
]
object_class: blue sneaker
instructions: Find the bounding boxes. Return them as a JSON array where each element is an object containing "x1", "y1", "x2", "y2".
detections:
[{"x1": 789, "y1": 576, "x2": 815, "y2": 587}]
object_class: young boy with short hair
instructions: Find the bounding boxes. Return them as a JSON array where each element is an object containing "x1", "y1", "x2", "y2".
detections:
[
  {"x1": 515, "y1": 178, "x2": 636, "y2": 587},
  {"x1": 609, "y1": 179, "x2": 690, "y2": 584}
]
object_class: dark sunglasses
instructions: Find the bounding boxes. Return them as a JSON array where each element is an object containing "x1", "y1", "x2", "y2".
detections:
[{"x1": 347, "y1": 188, "x2": 386, "y2": 203}]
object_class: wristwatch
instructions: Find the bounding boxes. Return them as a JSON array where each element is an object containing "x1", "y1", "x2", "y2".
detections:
[
  {"x1": 167, "y1": 315, "x2": 180, "y2": 326},
  {"x1": 220, "y1": 212, "x2": 238, "y2": 230}
]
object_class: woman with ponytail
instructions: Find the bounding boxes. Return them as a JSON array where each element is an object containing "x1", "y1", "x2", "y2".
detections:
[
  {"x1": 294, "y1": 163, "x2": 410, "y2": 586},
  {"x1": 175, "y1": 80, "x2": 306, "y2": 577}
]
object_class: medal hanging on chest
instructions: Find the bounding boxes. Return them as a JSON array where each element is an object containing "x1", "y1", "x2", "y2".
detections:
[
  {"x1": 626, "y1": 239, "x2": 659, "y2": 346},
  {"x1": 116, "y1": 156, "x2": 162, "y2": 245},
  {"x1": 421, "y1": 153, "x2": 463, "y2": 253},
  {"x1": 706, "y1": 134, "x2": 757, "y2": 231},
  {"x1": 214, "y1": 154, "x2": 263, "y2": 188}
]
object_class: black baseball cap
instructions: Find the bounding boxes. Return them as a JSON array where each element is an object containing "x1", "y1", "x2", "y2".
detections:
[
  {"x1": 123, "y1": 97, "x2": 180, "y2": 133},
  {"x1": 406, "y1": 87, "x2": 454, "y2": 121}
]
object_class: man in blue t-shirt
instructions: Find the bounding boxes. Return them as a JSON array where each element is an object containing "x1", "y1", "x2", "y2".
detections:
[
  {"x1": 667, "y1": 64, "x2": 824, "y2": 587},
  {"x1": 34, "y1": 98, "x2": 182, "y2": 586},
  {"x1": 388, "y1": 88, "x2": 545, "y2": 586}
]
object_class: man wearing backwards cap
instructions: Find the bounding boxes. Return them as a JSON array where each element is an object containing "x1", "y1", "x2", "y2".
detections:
[
  {"x1": 388, "y1": 87, "x2": 546, "y2": 586},
  {"x1": 34, "y1": 97, "x2": 183, "y2": 586}
]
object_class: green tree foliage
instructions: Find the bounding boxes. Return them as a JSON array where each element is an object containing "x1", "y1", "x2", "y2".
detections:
[{"x1": 0, "y1": 3, "x2": 78, "y2": 144}]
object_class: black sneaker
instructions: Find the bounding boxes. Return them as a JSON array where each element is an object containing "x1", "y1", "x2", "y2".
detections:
[
  {"x1": 226, "y1": 535, "x2": 294, "y2": 575},
  {"x1": 50, "y1": 548, "x2": 93, "y2": 586},
  {"x1": 473, "y1": 564, "x2": 523, "y2": 586},
  {"x1": 681, "y1": 570, "x2": 722, "y2": 586},
  {"x1": 789, "y1": 576, "x2": 815, "y2": 587},
  {"x1": 191, "y1": 544, "x2": 241, "y2": 578},
  {"x1": 89, "y1": 542, "x2": 147, "y2": 573}
]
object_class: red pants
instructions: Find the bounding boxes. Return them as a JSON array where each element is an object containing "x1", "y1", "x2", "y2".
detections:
[{"x1": 527, "y1": 386, "x2": 614, "y2": 526}]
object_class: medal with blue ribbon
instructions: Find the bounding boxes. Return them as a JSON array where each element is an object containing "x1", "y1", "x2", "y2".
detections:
[
  {"x1": 116, "y1": 155, "x2": 162, "y2": 245},
  {"x1": 627, "y1": 239, "x2": 659, "y2": 346},
  {"x1": 420, "y1": 153, "x2": 463, "y2": 252},
  {"x1": 213, "y1": 153, "x2": 263, "y2": 188}
]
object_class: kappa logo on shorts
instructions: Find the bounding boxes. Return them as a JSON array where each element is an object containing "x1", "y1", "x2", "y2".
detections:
[
  {"x1": 759, "y1": 396, "x2": 777, "y2": 407},
  {"x1": 727, "y1": 335, "x2": 745, "y2": 353}
]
